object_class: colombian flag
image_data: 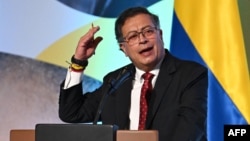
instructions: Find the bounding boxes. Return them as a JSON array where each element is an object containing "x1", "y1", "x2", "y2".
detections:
[{"x1": 170, "y1": 0, "x2": 250, "y2": 140}]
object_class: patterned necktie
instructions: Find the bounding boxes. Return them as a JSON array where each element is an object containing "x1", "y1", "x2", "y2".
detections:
[{"x1": 138, "y1": 72, "x2": 154, "y2": 130}]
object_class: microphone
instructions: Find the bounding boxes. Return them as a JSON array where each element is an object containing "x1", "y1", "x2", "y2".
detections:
[
  {"x1": 109, "y1": 67, "x2": 133, "y2": 94},
  {"x1": 93, "y1": 66, "x2": 133, "y2": 125}
]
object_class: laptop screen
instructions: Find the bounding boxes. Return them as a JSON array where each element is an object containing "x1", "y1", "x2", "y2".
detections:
[{"x1": 35, "y1": 123, "x2": 118, "y2": 141}]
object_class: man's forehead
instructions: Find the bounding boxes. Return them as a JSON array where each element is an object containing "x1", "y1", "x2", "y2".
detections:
[{"x1": 121, "y1": 15, "x2": 154, "y2": 33}]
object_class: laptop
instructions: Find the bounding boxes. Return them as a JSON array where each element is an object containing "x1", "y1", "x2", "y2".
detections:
[{"x1": 35, "y1": 123, "x2": 118, "y2": 141}]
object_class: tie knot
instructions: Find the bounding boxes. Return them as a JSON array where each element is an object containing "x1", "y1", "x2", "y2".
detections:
[{"x1": 142, "y1": 72, "x2": 154, "y2": 81}]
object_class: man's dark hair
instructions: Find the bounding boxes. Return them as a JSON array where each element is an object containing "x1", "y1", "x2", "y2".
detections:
[{"x1": 115, "y1": 7, "x2": 160, "y2": 43}]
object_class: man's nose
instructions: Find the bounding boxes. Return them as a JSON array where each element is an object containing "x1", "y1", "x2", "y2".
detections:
[{"x1": 138, "y1": 32, "x2": 148, "y2": 43}]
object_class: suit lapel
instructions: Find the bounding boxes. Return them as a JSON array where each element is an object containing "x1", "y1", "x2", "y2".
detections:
[
  {"x1": 115, "y1": 66, "x2": 135, "y2": 129},
  {"x1": 146, "y1": 52, "x2": 176, "y2": 128}
]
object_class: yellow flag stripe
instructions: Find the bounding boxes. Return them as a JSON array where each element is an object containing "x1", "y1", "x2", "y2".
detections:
[{"x1": 175, "y1": 0, "x2": 250, "y2": 123}]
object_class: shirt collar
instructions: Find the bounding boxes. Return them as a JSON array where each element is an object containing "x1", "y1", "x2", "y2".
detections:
[{"x1": 134, "y1": 57, "x2": 163, "y2": 83}]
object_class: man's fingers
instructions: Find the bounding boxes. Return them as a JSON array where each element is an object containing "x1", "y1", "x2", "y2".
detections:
[
  {"x1": 90, "y1": 26, "x2": 100, "y2": 36},
  {"x1": 94, "y1": 36, "x2": 103, "y2": 45}
]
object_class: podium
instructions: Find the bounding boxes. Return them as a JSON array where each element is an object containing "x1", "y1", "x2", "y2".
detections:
[
  {"x1": 10, "y1": 130, "x2": 35, "y2": 141},
  {"x1": 34, "y1": 123, "x2": 158, "y2": 141},
  {"x1": 117, "y1": 130, "x2": 158, "y2": 141}
]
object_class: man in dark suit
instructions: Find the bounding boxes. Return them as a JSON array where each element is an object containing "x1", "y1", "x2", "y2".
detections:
[{"x1": 59, "y1": 7, "x2": 208, "y2": 141}]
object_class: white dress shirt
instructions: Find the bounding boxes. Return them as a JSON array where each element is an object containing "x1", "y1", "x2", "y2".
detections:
[{"x1": 129, "y1": 67, "x2": 159, "y2": 129}]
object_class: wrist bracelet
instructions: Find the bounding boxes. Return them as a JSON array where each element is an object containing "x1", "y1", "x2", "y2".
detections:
[
  {"x1": 69, "y1": 63, "x2": 85, "y2": 72},
  {"x1": 71, "y1": 55, "x2": 88, "y2": 67},
  {"x1": 71, "y1": 63, "x2": 85, "y2": 70},
  {"x1": 70, "y1": 66, "x2": 84, "y2": 72}
]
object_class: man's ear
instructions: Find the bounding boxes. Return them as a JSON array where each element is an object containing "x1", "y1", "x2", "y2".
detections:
[
  {"x1": 119, "y1": 43, "x2": 128, "y2": 56},
  {"x1": 159, "y1": 29, "x2": 163, "y2": 41}
]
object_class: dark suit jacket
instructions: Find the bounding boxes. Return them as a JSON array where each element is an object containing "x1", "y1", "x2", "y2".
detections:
[{"x1": 59, "y1": 50, "x2": 208, "y2": 141}]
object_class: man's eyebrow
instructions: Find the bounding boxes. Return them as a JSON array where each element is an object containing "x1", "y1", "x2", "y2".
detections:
[{"x1": 126, "y1": 25, "x2": 153, "y2": 34}]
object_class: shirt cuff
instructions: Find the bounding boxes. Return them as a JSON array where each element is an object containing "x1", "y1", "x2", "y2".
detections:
[{"x1": 63, "y1": 68, "x2": 83, "y2": 89}]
